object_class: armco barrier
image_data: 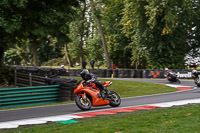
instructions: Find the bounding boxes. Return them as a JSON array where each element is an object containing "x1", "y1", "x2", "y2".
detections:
[
  {"x1": 13, "y1": 66, "x2": 195, "y2": 79},
  {"x1": 118, "y1": 70, "x2": 132, "y2": 78},
  {"x1": 0, "y1": 85, "x2": 60, "y2": 109},
  {"x1": 113, "y1": 70, "x2": 119, "y2": 78},
  {"x1": 14, "y1": 66, "x2": 68, "y2": 77},
  {"x1": 67, "y1": 69, "x2": 194, "y2": 79}
]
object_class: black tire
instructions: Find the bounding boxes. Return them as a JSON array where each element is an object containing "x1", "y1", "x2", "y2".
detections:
[
  {"x1": 108, "y1": 91, "x2": 121, "y2": 107},
  {"x1": 59, "y1": 89, "x2": 71, "y2": 94},
  {"x1": 75, "y1": 95, "x2": 92, "y2": 110},
  {"x1": 59, "y1": 97, "x2": 70, "y2": 102},
  {"x1": 59, "y1": 93, "x2": 71, "y2": 97},
  {"x1": 197, "y1": 83, "x2": 200, "y2": 87},
  {"x1": 60, "y1": 86, "x2": 71, "y2": 90},
  {"x1": 60, "y1": 83, "x2": 72, "y2": 87},
  {"x1": 70, "y1": 92, "x2": 75, "y2": 100},
  {"x1": 177, "y1": 79, "x2": 181, "y2": 84}
]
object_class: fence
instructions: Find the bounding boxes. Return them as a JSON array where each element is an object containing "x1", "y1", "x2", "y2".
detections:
[
  {"x1": 14, "y1": 66, "x2": 70, "y2": 87},
  {"x1": 15, "y1": 71, "x2": 48, "y2": 87},
  {"x1": 0, "y1": 85, "x2": 60, "y2": 109}
]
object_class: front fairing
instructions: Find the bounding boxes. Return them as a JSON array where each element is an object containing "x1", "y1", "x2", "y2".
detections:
[{"x1": 74, "y1": 81, "x2": 85, "y2": 94}]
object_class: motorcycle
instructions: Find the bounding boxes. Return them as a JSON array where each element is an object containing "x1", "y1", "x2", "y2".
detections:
[
  {"x1": 74, "y1": 80, "x2": 121, "y2": 110},
  {"x1": 194, "y1": 75, "x2": 200, "y2": 87},
  {"x1": 165, "y1": 72, "x2": 181, "y2": 83}
]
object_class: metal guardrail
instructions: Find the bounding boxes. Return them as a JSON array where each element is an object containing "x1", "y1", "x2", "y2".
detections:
[
  {"x1": 0, "y1": 85, "x2": 60, "y2": 109},
  {"x1": 68, "y1": 69, "x2": 194, "y2": 79}
]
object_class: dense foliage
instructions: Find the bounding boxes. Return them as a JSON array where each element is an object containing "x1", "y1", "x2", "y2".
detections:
[
  {"x1": 0, "y1": 64, "x2": 14, "y2": 85},
  {"x1": 1, "y1": 0, "x2": 200, "y2": 69},
  {"x1": 0, "y1": 0, "x2": 79, "y2": 65},
  {"x1": 121, "y1": 0, "x2": 200, "y2": 69}
]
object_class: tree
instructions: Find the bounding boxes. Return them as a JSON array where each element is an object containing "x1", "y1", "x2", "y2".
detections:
[
  {"x1": 68, "y1": 0, "x2": 88, "y2": 68},
  {"x1": 4, "y1": 48, "x2": 21, "y2": 65},
  {"x1": 0, "y1": 0, "x2": 79, "y2": 66},
  {"x1": 64, "y1": 44, "x2": 73, "y2": 67},
  {"x1": 89, "y1": 0, "x2": 112, "y2": 69},
  {"x1": 101, "y1": 0, "x2": 132, "y2": 68},
  {"x1": 121, "y1": 0, "x2": 199, "y2": 69}
]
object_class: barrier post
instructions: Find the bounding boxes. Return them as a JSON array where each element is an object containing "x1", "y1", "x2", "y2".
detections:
[
  {"x1": 15, "y1": 69, "x2": 17, "y2": 87},
  {"x1": 29, "y1": 73, "x2": 32, "y2": 86}
]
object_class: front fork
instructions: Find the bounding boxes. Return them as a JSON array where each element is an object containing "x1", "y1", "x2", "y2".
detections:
[{"x1": 79, "y1": 92, "x2": 87, "y2": 102}]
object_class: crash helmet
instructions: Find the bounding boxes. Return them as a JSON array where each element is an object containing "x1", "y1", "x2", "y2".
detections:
[
  {"x1": 80, "y1": 69, "x2": 89, "y2": 79},
  {"x1": 192, "y1": 70, "x2": 197, "y2": 74}
]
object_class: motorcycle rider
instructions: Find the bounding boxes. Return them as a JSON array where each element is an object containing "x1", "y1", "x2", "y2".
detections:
[
  {"x1": 166, "y1": 69, "x2": 176, "y2": 79},
  {"x1": 165, "y1": 69, "x2": 181, "y2": 83},
  {"x1": 192, "y1": 70, "x2": 200, "y2": 84},
  {"x1": 80, "y1": 69, "x2": 109, "y2": 98}
]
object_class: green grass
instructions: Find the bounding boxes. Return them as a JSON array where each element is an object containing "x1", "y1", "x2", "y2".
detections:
[
  {"x1": 80, "y1": 78, "x2": 177, "y2": 98},
  {"x1": 2, "y1": 104, "x2": 200, "y2": 133}
]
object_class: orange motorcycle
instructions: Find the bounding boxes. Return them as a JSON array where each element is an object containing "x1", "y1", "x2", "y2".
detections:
[{"x1": 74, "y1": 80, "x2": 121, "y2": 110}]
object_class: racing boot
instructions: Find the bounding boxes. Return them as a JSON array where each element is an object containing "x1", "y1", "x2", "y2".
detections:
[
  {"x1": 104, "y1": 87, "x2": 110, "y2": 95},
  {"x1": 97, "y1": 88, "x2": 105, "y2": 99},
  {"x1": 98, "y1": 87, "x2": 107, "y2": 100},
  {"x1": 102, "y1": 87, "x2": 111, "y2": 100}
]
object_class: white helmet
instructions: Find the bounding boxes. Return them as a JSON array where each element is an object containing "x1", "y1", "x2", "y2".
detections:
[{"x1": 192, "y1": 70, "x2": 197, "y2": 74}]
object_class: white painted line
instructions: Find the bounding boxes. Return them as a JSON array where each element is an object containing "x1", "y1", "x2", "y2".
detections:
[
  {"x1": 40, "y1": 114, "x2": 82, "y2": 122},
  {"x1": 41, "y1": 117, "x2": 72, "y2": 122},
  {"x1": 165, "y1": 84, "x2": 192, "y2": 88},
  {"x1": 150, "y1": 98, "x2": 200, "y2": 107},
  {"x1": 0, "y1": 123, "x2": 19, "y2": 129},
  {"x1": 15, "y1": 119, "x2": 47, "y2": 125},
  {"x1": 0, "y1": 114, "x2": 83, "y2": 129}
]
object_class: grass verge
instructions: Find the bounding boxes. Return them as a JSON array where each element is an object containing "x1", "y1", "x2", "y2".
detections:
[
  {"x1": 98, "y1": 78, "x2": 177, "y2": 98},
  {"x1": 2, "y1": 103, "x2": 200, "y2": 133}
]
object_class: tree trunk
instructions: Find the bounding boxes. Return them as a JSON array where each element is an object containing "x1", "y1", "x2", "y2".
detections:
[
  {"x1": 0, "y1": 46, "x2": 4, "y2": 66},
  {"x1": 31, "y1": 43, "x2": 39, "y2": 66},
  {"x1": 64, "y1": 44, "x2": 73, "y2": 67},
  {"x1": 135, "y1": 61, "x2": 138, "y2": 70},
  {"x1": 80, "y1": 0, "x2": 86, "y2": 69},
  {"x1": 89, "y1": 0, "x2": 112, "y2": 69},
  {"x1": 21, "y1": 53, "x2": 28, "y2": 66}
]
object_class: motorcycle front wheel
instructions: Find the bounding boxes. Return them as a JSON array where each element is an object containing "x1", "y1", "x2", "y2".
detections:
[
  {"x1": 75, "y1": 95, "x2": 92, "y2": 110},
  {"x1": 108, "y1": 91, "x2": 121, "y2": 107}
]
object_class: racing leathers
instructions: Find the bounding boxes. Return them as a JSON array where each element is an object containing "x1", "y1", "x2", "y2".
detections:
[{"x1": 80, "y1": 69, "x2": 109, "y2": 98}]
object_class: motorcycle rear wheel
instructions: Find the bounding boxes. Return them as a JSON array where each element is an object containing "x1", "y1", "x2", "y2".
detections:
[
  {"x1": 177, "y1": 79, "x2": 181, "y2": 84},
  {"x1": 75, "y1": 95, "x2": 92, "y2": 110},
  {"x1": 197, "y1": 82, "x2": 200, "y2": 87},
  {"x1": 108, "y1": 91, "x2": 121, "y2": 107}
]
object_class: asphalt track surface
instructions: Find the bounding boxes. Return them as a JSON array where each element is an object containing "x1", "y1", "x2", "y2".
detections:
[{"x1": 0, "y1": 78, "x2": 199, "y2": 122}]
